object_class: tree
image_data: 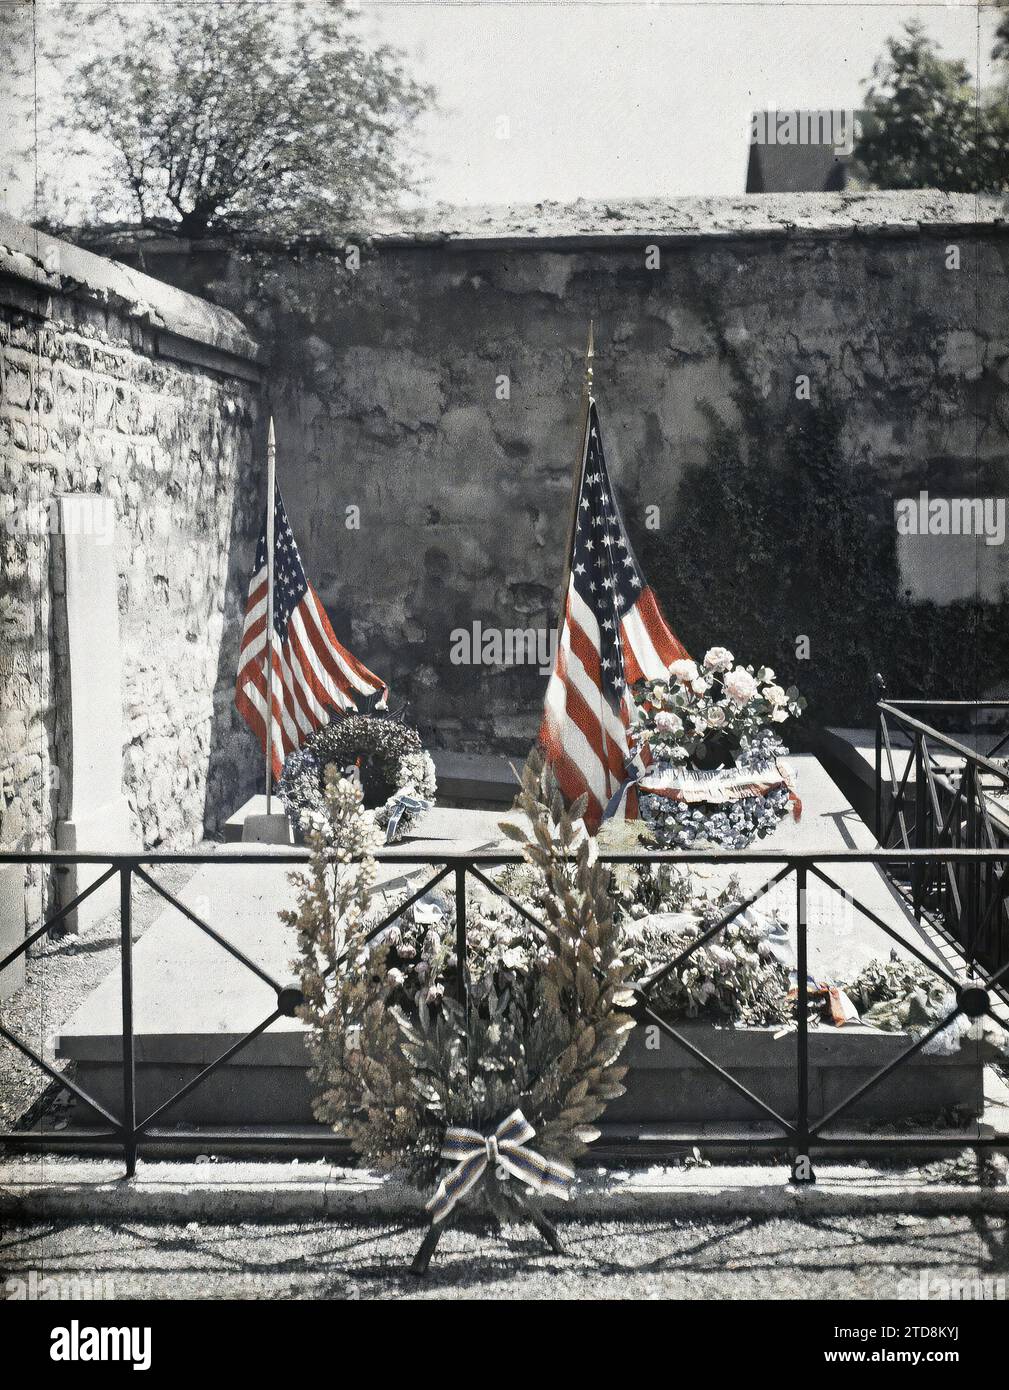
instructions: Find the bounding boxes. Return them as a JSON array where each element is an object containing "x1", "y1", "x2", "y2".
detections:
[
  {"x1": 60, "y1": 0, "x2": 432, "y2": 238},
  {"x1": 0, "y1": 1, "x2": 38, "y2": 211},
  {"x1": 855, "y1": 20, "x2": 1009, "y2": 193}
]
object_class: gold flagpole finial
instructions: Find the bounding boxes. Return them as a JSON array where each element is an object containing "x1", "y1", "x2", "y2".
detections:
[{"x1": 585, "y1": 320, "x2": 594, "y2": 398}]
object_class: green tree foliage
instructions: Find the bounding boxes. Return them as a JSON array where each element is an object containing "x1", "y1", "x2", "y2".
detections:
[
  {"x1": 855, "y1": 20, "x2": 1009, "y2": 193},
  {"x1": 60, "y1": 0, "x2": 431, "y2": 237}
]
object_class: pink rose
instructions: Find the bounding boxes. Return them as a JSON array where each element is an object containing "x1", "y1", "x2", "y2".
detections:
[
  {"x1": 669, "y1": 659, "x2": 698, "y2": 684},
  {"x1": 702, "y1": 646, "x2": 734, "y2": 673},
  {"x1": 723, "y1": 666, "x2": 759, "y2": 705}
]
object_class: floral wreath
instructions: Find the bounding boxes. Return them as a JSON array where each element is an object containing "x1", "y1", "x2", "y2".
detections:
[
  {"x1": 630, "y1": 645, "x2": 806, "y2": 849},
  {"x1": 286, "y1": 751, "x2": 634, "y2": 1271},
  {"x1": 278, "y1": 714, "x2": 437, "y2": 843}
]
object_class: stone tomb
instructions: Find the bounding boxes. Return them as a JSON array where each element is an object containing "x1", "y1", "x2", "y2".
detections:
[{"x1": 57, "y1": 757, "x2": 989, "y2": 1135}]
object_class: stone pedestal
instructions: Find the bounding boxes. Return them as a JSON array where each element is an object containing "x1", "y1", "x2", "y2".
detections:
[{"x1": 54, "y1": 495, "x2": 135, "y2": 932}]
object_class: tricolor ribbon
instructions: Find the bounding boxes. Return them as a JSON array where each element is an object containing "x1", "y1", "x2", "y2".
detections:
[
  {"x1": 384, "y1": 792, "x2": 433, "y2": 843},
  {"x1": 425, "y1": 1110, "x2": 575, "y2": 1223}
]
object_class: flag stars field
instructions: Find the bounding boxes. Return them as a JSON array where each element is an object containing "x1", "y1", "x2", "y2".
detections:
[{"x1": 539, "y1": 396, "x2": 688, "y2": 827}]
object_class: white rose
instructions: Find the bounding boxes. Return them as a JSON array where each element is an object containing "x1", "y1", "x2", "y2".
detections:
[
  {"x1": 706, "y1": 706, "x2": 727, "y2": 728},
  {"x1": 703, "y1": 646, "x2": 734, "y2": 673},
  {"x1": 691, "y1": 676, "x2": 710, "y2": 695},
  {"x1": 669, "y1": 658, "x2": 699, "y2": 684},
  {"x1": 763, "y1": 683, "x2": 788, "y2": 707},
  {"x1": 653, "y1": 711, "x2": 682, "y2": 734},
  {"x1": 771, "y1": 707, "x2": 789, "y2": 722},
  {"x1": 723, "y1": 666, "x2": 759, "y2": 706}
]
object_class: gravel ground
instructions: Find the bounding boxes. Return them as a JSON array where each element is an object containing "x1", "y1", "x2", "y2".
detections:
[
  {"x1": 0, "y1": 850, "x2": 214, "y2": 1130},
  {"x1": 2, "y1": 1213, "x2": 1007, "y2": 1300}
]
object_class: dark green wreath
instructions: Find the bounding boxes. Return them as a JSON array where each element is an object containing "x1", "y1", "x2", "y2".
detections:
[{"x1": 279, "y1": 715, "x2": 424, "y2": 828}]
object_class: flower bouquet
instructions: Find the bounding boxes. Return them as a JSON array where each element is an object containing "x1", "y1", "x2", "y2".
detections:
[{"x1": 630, "y1": 647, "x2": 806, "y2": 849}]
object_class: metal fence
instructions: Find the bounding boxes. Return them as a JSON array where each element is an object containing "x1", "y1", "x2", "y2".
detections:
[
  {"x1": 1, "y1": 842, "x2": 1007, "y2": 1181},
  {"x1": 875, "y1": 699, "x2": 1009, "y2": 980}
]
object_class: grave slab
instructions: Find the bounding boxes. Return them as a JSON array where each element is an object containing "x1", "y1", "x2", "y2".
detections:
[{"x1": 56, "y1": 757, "x2": 975, "y2": 1128}]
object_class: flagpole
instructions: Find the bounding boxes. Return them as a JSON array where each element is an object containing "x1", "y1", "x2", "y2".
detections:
[
  {"x1": 264, "y1": 417, "x2": 276, "y2": 814},
  {"x1": 554, "y1": 321, "x2": 594, "y2": 638}
]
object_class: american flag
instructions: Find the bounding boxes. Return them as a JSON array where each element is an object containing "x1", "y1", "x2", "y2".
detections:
[
  {"x1": 539, "y1": 398, "x2": 688, "y2": 828},
  {"x1": 235, "y1": 486, "x2": 388, "y2": 780}
]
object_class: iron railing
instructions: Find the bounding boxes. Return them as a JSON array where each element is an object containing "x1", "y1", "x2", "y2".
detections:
[
  {"x1": 875, "y1": 699, "x2": 1009, "y2": 980},
  {"x1": 1, "y1": 844, "x2": 1008, "y2": 1181}
]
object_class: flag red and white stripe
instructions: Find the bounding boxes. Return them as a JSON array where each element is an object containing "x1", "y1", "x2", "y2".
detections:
[
  {"x1": 539, "y1": 398, "x2": 687, "y2": 828},
  {"x1": 235, "y1": 486, "x2": 387, "y2": 780}
]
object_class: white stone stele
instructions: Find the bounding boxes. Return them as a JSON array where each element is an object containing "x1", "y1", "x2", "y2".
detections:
[{"x1": 54, "y1": 495, "x2": 136, "y2": 932}]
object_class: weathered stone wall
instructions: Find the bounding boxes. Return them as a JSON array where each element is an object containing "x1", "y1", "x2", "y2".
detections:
[
  {"x1": 90, "y1": 193, "x2": 1009, "y2": 751},
  {"x1": 0, "y1": 213, "x2": 264, "y2": 948}
]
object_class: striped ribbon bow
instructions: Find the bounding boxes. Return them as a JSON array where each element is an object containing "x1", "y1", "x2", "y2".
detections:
[{"x1": 426, "y1": 1110, "x2": 575, "y2": 1224}]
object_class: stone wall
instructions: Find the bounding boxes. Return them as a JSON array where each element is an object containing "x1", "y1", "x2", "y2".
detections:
[
  {"x1": 87, "y1": 193, "x2": 1009, "y2": 750},
  {"x1": 0, "y1": 212, "x2": 264, "y2": 952}
]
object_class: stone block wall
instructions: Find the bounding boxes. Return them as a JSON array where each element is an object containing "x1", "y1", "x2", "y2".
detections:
[
  {"x1": 0, "y1": 212, "x2": 264, "y2": 949},
  {"x1": 88, "y1": 193, "x2": 1009, "y2": 749}
]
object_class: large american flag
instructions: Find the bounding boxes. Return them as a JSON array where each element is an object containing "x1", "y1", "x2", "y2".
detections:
[
  {"x1": 235, "y1": 487, "x2": 388, "y2": 780},
  {"x1": 539, "y1": 399, "x2": 688, "y2": 828}
]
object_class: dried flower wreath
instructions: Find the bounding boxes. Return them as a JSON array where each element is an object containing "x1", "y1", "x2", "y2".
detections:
[{"x1": 286, "y1": 750, "x2": 634, "y2": 1271}]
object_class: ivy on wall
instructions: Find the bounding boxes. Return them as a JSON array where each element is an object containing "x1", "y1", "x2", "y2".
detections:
[{"x1": 639, "y1": 399, "x2": 1009, "y2": 727}]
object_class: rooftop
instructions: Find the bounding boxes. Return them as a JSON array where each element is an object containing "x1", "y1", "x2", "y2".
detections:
[{"x1": 72, "y1": 192, "x2": 1009, "y2": 258}]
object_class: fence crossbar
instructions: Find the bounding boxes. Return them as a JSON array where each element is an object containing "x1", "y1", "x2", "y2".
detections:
[
  {"x1": 0, "y1": 865, "x2": 119, "y2": 976},
  {"x1": 808, "y1": 865, "x2": 961, "y2": 991},
  {"x1": 879, "y1": 715, "x2": 915, "y2": 849},
  {"x1": 136, "y1": 1008, "x2": 284, "y2": 1133},
  {"x1": 809, "y1": 1004, "x2": 966, "y2": 1137},
  {"x1": 635, "y1": 1001, "x2": 797, "y2": 1137},
  {"x1": 641, "y1": 865, "x2": 793, "y2": 995},
  {"x1": 919, "y1": 754, "x2": 964, "y2": 918},
  {"x1": 467, "y1": 864, "x2": 557, "y2": 945},
  {"x1": 0, "y1": 1021, "x2": 121, "y2": 1129},
  {"x1": 327, "y1": 866, "x2": 452, "y2": 978},
  {"x1": 134, "y1": 865, "x2": 286, "y2": 996}
]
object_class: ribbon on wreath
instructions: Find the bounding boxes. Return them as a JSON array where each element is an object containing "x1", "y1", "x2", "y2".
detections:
[
  {"x1": 425, "y1": 1110, "x2": 575, "y2": 1224},
  {"x1": 604, "y1": 755, "x2": 802, "y2": 823},
  {"x1": 384, "y1": 792, "x2": 433, "y2": 844}
]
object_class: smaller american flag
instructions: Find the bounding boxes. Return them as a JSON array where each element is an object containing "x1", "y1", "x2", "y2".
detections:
[
  {"x1": 539, "y1": 398, "x2": 688, "y2": 828},
  {"x1": 235, "y1": 486, "x2": 387, "y2": 780}
]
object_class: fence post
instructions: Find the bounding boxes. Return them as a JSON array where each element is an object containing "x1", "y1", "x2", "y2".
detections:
[
  {"x1": 874, "y1": 710, "x2": 883, "y2": 844},
  {"x1": 454, "y1": 864, "x2": 469, "y2": 1039},
  {"x1": 963, "y1": 763, "x2": 979, "y2": 966},
  {"x1": 912, "y1": 732, "x2": 926, "y2": 918},
  {"x1": 120, "y1": 862, "x2": 137, "y2": 1177},
  {"x1": 791, "y1": 863, "x2": 814, "y2": 1184}
]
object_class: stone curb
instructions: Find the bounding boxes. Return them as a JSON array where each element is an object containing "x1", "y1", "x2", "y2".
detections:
[{"x1": 2, "y1": 1162, "x2": 1008, "y2": 1222}]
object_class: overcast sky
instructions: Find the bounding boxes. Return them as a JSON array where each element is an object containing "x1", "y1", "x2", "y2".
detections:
[
  {"x1": 1, "y1": 0, "x2": 1001, "y2": 218},
  {"x1": 358, "y1": 0, "x2": 1000, "y2": 203}
]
